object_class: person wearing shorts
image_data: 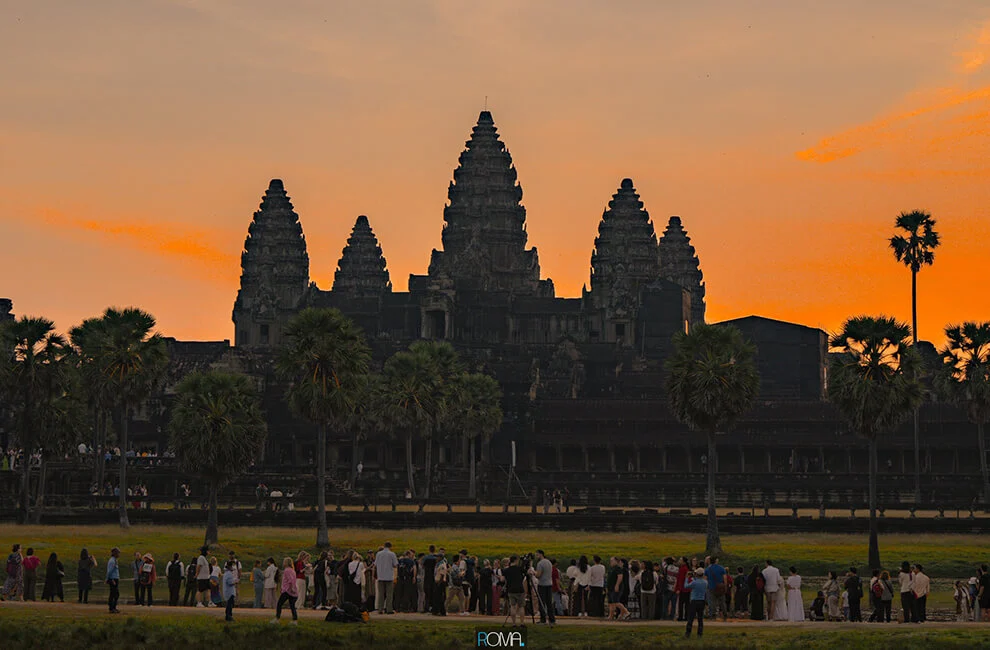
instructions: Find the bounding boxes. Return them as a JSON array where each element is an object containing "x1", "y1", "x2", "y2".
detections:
[
  {"x1": 195, "y1": 546, "x2": 211, "y2": 607},
  {"x1": 502, "y1": 556, "x2": 526, "y2": 627}
]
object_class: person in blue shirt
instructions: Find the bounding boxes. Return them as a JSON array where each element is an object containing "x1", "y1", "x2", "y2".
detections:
[
  {"x1": 106, "y1": 547, "x2": 121, "y2": 614},
  {"x1": 685, "y1": 568, "x2": 708, "y2": 638},
  {"x1": 705, "y1": 557, "x2": 728, "y2": 621},
  {"x1": 223, "y1": 561, "x2": 239, "y2": 622}
]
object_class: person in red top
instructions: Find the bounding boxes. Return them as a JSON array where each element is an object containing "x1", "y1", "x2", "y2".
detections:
[
  {"x1": 138, "y1": 553, "x2": 157, "y2": 606},
  {"x1": 675, "y1": 557, "x2": 690, "y2": 621},
  {"x1": 22, "y1": 548, "x2": 41, "y2": 601},
  {"x1": 550, "y1": 559, "x2": 562, "y2": 615}
]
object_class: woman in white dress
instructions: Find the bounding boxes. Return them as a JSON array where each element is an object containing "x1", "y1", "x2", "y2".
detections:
[
  {"x1": 786, "y1": 567, "x2": 804, "y2": 622},
  {"x1": 773, "y1": 574, "x2": 789, "y2": 620}
]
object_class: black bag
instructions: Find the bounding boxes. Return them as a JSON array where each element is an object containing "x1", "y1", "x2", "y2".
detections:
[
  {"x1": 640, "y1": 570, "x2": 655, "y2": 592},
  {"x1": 167, "y1": 562, "x2": 182, "y2": 581}
]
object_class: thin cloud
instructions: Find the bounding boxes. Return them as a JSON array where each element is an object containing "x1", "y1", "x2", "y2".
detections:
[{"x1": 957, "y1": 23, "x2": 990, "y2": 74}]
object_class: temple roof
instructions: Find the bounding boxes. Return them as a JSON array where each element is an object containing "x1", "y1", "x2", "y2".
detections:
[
  {"x1": 589, "y1": 178, "x2": 661, "y2": 298},
  {"x1": 332, "y1": 215, "x2": 392, "y2": 298},
  {"x1": 658, "y1": 216, "x2": 705, "y2": 324}
]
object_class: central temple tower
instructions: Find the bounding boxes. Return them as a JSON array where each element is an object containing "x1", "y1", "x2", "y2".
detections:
[{"x1": 426, "y1": 111, "x2": 549, "y2": 296}]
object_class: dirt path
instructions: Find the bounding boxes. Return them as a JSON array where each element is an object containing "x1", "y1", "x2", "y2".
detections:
[{"x1": 0, "y1": 600, "x2": 979, "y2": 629}]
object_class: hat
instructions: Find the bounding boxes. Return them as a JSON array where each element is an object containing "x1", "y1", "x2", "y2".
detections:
[
  {"x1": 142, "y1": 553, "x2": 153, "y2": 561},
  {"x1": 694, "y1": 568, "x2": 705, "y2": 577}
]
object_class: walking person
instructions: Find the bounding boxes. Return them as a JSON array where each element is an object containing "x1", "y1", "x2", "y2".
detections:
[
  {"x1": 106, "y1": 547, "x2": 121, "y2": 614},
  {"x1": 606, "y1": 557, "x2": 630, "y2": 621},
  {"x1": 78, "y1": 548, "x2": 97, "y2": 604},
  {"x1": 897, "y1": 561, "x2": 914, "y2": 623},
  {"x1": 164, "y1": 553, "x2": 183, "y2": 607},
  {"x1": 375, "y1": 542, "x2": 398, "y2": 615},
  {"x1": 41, "y1": 552, "x2": 65, "y2": 602},
  {"x1": 252, "y1": 560, "x2": 265, "y2": 609},
  {"x1": 272, "y1": 557, "x2": 298, "y2": 624},
  {"x1": 22, "y1": 548, "x2": 40, "y2": 601},
  {"x1": 911, "y1": 564, "x2": 929, "y2": 623},
  {"x1": 263, "y1": 557, "x2": 278, "y2": 609},
  {"x1": 684, "y1": 568, "x2": 708, "y2": 638}
]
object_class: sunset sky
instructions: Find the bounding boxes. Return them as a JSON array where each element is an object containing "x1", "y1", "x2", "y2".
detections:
[{"x1": 2, "y1": 1, "x2": 989, "y2": 345}]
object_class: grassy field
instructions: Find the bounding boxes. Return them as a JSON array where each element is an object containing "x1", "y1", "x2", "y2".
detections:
[
  {"x1": 2, "y1": 524, "x2": 987, "y2": 609},
  {"x1": 0, "y1": 605, "x2": 987, "y2": 649}
]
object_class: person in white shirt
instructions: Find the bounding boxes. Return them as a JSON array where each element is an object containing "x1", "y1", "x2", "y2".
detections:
[
  {"x1": 588, "y1": 555, "x2": 607, "y2": 618},
  {"x1": 762, "y1": 560, "x2": 781, "y2": 620},
  {"x1": 639, "y1": 560, "x2": 658, "y2": 620},
  {"x1": 911, "y1": 564, "x2": 930, "y2": 623},
  {"x1": 374, "y1": 542, "x2": 399, "y2": 615},
  {"x1": 565, "y1": 560, "x2": 580, "y2": 616},
  {"x1": 195, "y1": 546, "x2": 211, "y2": 607},
  {"x1": 897, "y1": 561, "x2": 914, "y2": 623},
  {"x1": 262, "y1": 557, "x2": 278, "y2": 608}
]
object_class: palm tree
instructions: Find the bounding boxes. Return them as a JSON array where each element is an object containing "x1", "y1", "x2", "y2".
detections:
[
  {"x1": 0, "y1": 317, "x2": 71, "y2": 523},
  {"x1": 277, "y1": 308, "x2": 370, "y2": 549},
  {"x1": 889, "y1": 209, "x2": 940, "y2": 500},
  {"x1": 377, "y1": 351, "x2": 433, "y2": 498},
  {"x1": 935, "y1": 322, "x2": 990, "y2": 507},
  {"x1": 408, "y1": 341, "x2": 463, "y2": 499},
  {"x1": 446, "y1": 373, "x2": 503, "y2": 500},
  {"x1": 169, "y1": 371, "x2": 267, "y2": 546},
  {"x1": 828, "y1": 316, "x2": 923, "y2": 569},
  {"x1": 92, "y1": 308, "x2": 169, "y2": 529},
  {"x1": 666, "y1": 323, "x2": 759, "y2": 556},
  {"x1": 69, "y1": 318, "x2": 115, "y2": 490}
]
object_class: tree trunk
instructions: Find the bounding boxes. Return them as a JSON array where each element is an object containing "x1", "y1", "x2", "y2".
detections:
[
  {"x1": 118, "y1": 404, "x2": 130, "y2": 529},
  {"x1": 911, "y1": 269, "x2": 918, "y2": 345},
  {"x1": 405, "y1": 432, "x2": 417, "y2": 497},
  {"x1": 424, "y1": 436, "x2": 433, "y2": 500},
  {"x1": 205, "y1": 480, "x2": 219, "y2": 547},
  {"x1": 705, "y1": 431, "x2": 722, "y2": 556},
  {"x1": 461, "y1": 435, "x2": 468, "y2": 468},
  {"x1": 350, "y1": 432, "x2": 363, "y2": 488},
  {"x1": 96, "y1": 410, "x2": 107, "y2": 489},
  {"x1": 469, "y1": 437, "x2": 477, "y2": 500},
  {"x1": 316, "y1": 424, "x2": 329, "y2": 549},
  {"x1": 20, "y1": 446, "x2": 31, "y2": 524},
  {"x1": 979, "y1": 421, "x2": 990, "y2": 510},
  {"x1": 868, "y1": 437, "x2": 881, "y2": 570},
  {"x1": 90, "y1": 408, "x2": 101, "y2": 488},
  {"x1": 31, "y1": 457, "x2": 47, "y2": 525}
]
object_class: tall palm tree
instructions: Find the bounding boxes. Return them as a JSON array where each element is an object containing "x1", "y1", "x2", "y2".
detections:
[
  {"x1": 69, "y1": 318, "x2": 115, "y2": 489},
  {"x1": 277, "y1": 308, "x2": 370, "y2": 549},
  {"x1": 93, "y1": 308, "x2": 169, "y2": 529},
  {"x1": 408, "y1": 341, "x2": 463, "y2": 499},
  {"x1": 829, "y1": 316, "x2": 923, "y2": 569},
  {"x1": 889, "y1": 209, "x2": 940, "y2": 500},
  {"x1": 0, "y1": 317, "x2": 71, "y2": 523},
  {"x1": 169, "y1": 371, "x2": 267, "y2": 546},
  {"x1": 666, "y1": 323, "x2": 759, "y2": 556},
  {"x1": 446, "y1": 373, "x2": 503, "y2": 500},
  {"x1": 935, "y1": 322, "x2": 990, "y2": 507}
]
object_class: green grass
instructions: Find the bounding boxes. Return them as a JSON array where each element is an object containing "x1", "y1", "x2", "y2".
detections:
[
  {"x1": 3, "y1": 524, "x2": 986, "y2": 609},
  {"x1": 0, "y1": 607, "x2": 987, "y2": 649}
]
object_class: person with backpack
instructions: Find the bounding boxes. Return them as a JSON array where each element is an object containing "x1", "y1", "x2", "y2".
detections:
[
  {"x1": 877, "y1": 570, "x2": 894, "y2": 622},
  {"x1": 396, "y1": 549, "x2": 417, "y2": 613},
  {"x1": 432, "y1": 549, "x2": 448, "y2": 616},
  {"x1": 313, "y1": 552, "x2": 328, "y2": 610},
  {"x1": 844, "y1": 567, "x2": 863, "y2": 622},
  {"x1": 447, "y1": 552, "x2": 467, "y2": 614},
  {"x1": 639, "y1": 558, "x2": 657, "y2": 620},
  {"x1": 182, "y1": 558, "x2": 198, "y2": 606},
  {"x1": 867, "y1": 569, "x2": 882, "y2": 621},
  {"x1": 138, "y1": 553, "x2": 157, "y2": 606},
  {"x1": 165, "y1": 553, "x2": 184, "y2": 606}
]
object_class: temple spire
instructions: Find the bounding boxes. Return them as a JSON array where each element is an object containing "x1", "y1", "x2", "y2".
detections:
[
  {"x1": 332, "y1": 215, "x2": 392, "y2": 298},
  {"x1": 232, "y1": 179, "x2": 310, "y2": 347},
  {"x1": 658, "y1": 216, "x2": 706, "y2": 324}
]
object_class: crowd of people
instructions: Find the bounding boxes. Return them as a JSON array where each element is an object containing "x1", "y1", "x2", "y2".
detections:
[{"x1": 3, "y1": 540, "x2": 990, "y2": 633}]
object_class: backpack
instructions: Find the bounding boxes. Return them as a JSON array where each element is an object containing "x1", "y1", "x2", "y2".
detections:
[
  {"x1": 5, "y1": 558, "x2": 15, "y2": 577},
  {"x1": 871, "y1": 580, "x2": 883, "y2": 598},
  {"x1": 451, "y1": 564, "x2": 464, "y2": 587},
  {"x1": 140, "y1": 564, "x2": 153, "y2": 585},
  {"x1": 167, "y1": 561, "x2": 182, "y2": 581},
  {"x1": 715, "y1": 581, "x2": 727, "y2": 596},
  {"x1": 755, "y1": 576, "x2": 765, "y2": 593},
  {"x1": 640, "y1": 570, "x2": 656, "y2": 592},
  {"x1": 849, "y1": 576, "x2": 862, "y2": 599},
  {"x1": 398, "y1": 561, "x2": 414, "y2": 582}
]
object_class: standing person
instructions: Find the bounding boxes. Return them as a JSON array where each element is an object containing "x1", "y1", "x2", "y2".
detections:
[
  {"x1": 165, "y1": 553, "x2": 184, "y2": 607},
  {"x1": 77, "y1": 549, "x2": 97, "y2": 604},
  {"x1": 878, "y1": 570, "x2": 894, "y2": 623},
  {"x1": 325, "y1": 552, "x2": 339, "y2": 608},
  {"x1": 978, "y1": 564, "x2": 990, "y2": 620},
  {"x1": 374, "y1": 541, "x2": 398, "y2": 615},
  {"x1": 661, "y1": 557, "x2": 678, "y2": 620},
  {"x1": 432, "y1": 549, "x2": 448, "y2": 616},
  {"x1": 606, "y1": 557, "x2": 630, "y2": 621},
  {"x1": 733, "y1": 567, "x2": 749, "y2": 616},
  {"x1": 844, "y1": 567, "x2": 863, "y2": 622},
  {"x1": 345, "y1": 550, "x2": 364, "y2": 607},
  {"x1": 272, "y1": 557, "x2": 298, "y2": 624},
  {"x1": 639, "y1": 559, "x2": 657, "y2": 621},
  {"x1": 251, "y1": 560, "x2": 265, "y2": 609},
  {"x1": 1, "y1": 544, "x2": 23, "y2": 601},
  {"x1": 263, "y1": 557, "x2": 278, "y2": 609},
  {"x1": 22, "y1": 548, "x2": 40, "y2": 601},
  {"x1": 195, "y1": 546, "x2": 211, "y2": 607},
  {"x1": 478, "y1": 559, "x2": 494, "y2": 616},
  {"x1": 422, "y1": 546, "x2": 437, "y2": 615},
  {"x1": 911, "y1": 564, "x2": 929, "y2": 623},
  {"x1": 823, "y1": 571, "x2": 841, "y2": 621},
  {"x1": 588, "y1": 555, "x2": 606, "y2": 618},
  {"x1": 397, "y1": 550, "x2": 417, "y2": 613},
  {"x1": 132, "y1": 552, "x2": 144, "y2": 606},
  {"x1": 705, "y1": 557, "x2": 727, "y2": 621},
  {"x1": 138, "y1": 553, "x2": 156, "y2": 606},
  {"x1": 447, "y1": 553, "x2": 466, "y2": 614},
  {"x1": 574, "y1": 556, "x2": 591, "y2": 617},
  {"x1": 223, "y1": 560, "x2": 239, "y2": 622},
  {"x1": 748, "y1": 566, "x2": 764, "y2": 621},
  {"x1": 293, "y1": 551, "x2": 310, "y2": 610},
  {"x1": 898, "y1": 561, "x2": 914, "y2": 623},
  {"x1": 209, "y1": 557, "x2": 223, "y2": 607},
  {"x1": 313, "y1": 552, "x2": 327, "y2": 610},
  {"x1": 41, "y1": 552, "x2": 65, "y2": 602},
  {"x1": 785, "y1": 567, "x2": 804, "y2": 622},
  {"x1": 534, "y1": 550, "x2": 555, "y2": 626},
  {"x1": 867, "y1": 569, "x2": 882, "y2": 622},
  {"x1": 106, "y1": 547, "x2": 121, "y2": 613},
  {"x1": 182, "y1": 559, "x2": 197, "y2": 606},
  {"x1": 502, "y1": 556, "x2": 525, "y2": 627},
  {"x1": 955, "y1": 580, "x2": 973, "y2": 622},
  {"x1": 675, "y1": 557, "x2": 690, "y2": 621},
  {"x1": 761, "y1": 560, "x2": 781, "y2": 621},
  {"x1": 684, "y1": 568, "x2": 708, "y2": 638},
  {"x1": 462, "y1": 551, "x2": 477, "y2": 614}
]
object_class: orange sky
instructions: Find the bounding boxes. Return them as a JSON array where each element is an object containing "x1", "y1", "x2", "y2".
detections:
[{"x1": 2, "y1": 1, "x2": 989, "y2": 345}]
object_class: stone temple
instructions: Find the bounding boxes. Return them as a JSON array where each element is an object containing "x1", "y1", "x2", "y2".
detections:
[{"x1": 2, "y1": 111, "x2": 985, "y2": 510}]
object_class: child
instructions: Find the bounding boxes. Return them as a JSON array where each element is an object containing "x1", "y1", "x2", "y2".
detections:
[
  {"x1": 840, "y1": 589, "x2": 850, "y2": 621},
  {"x1": 223, "y1": 561, "x2": 239, "y2": 622},
  {"x1": 810, "y1": 591, "x2": 826, "y2": 621}
]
